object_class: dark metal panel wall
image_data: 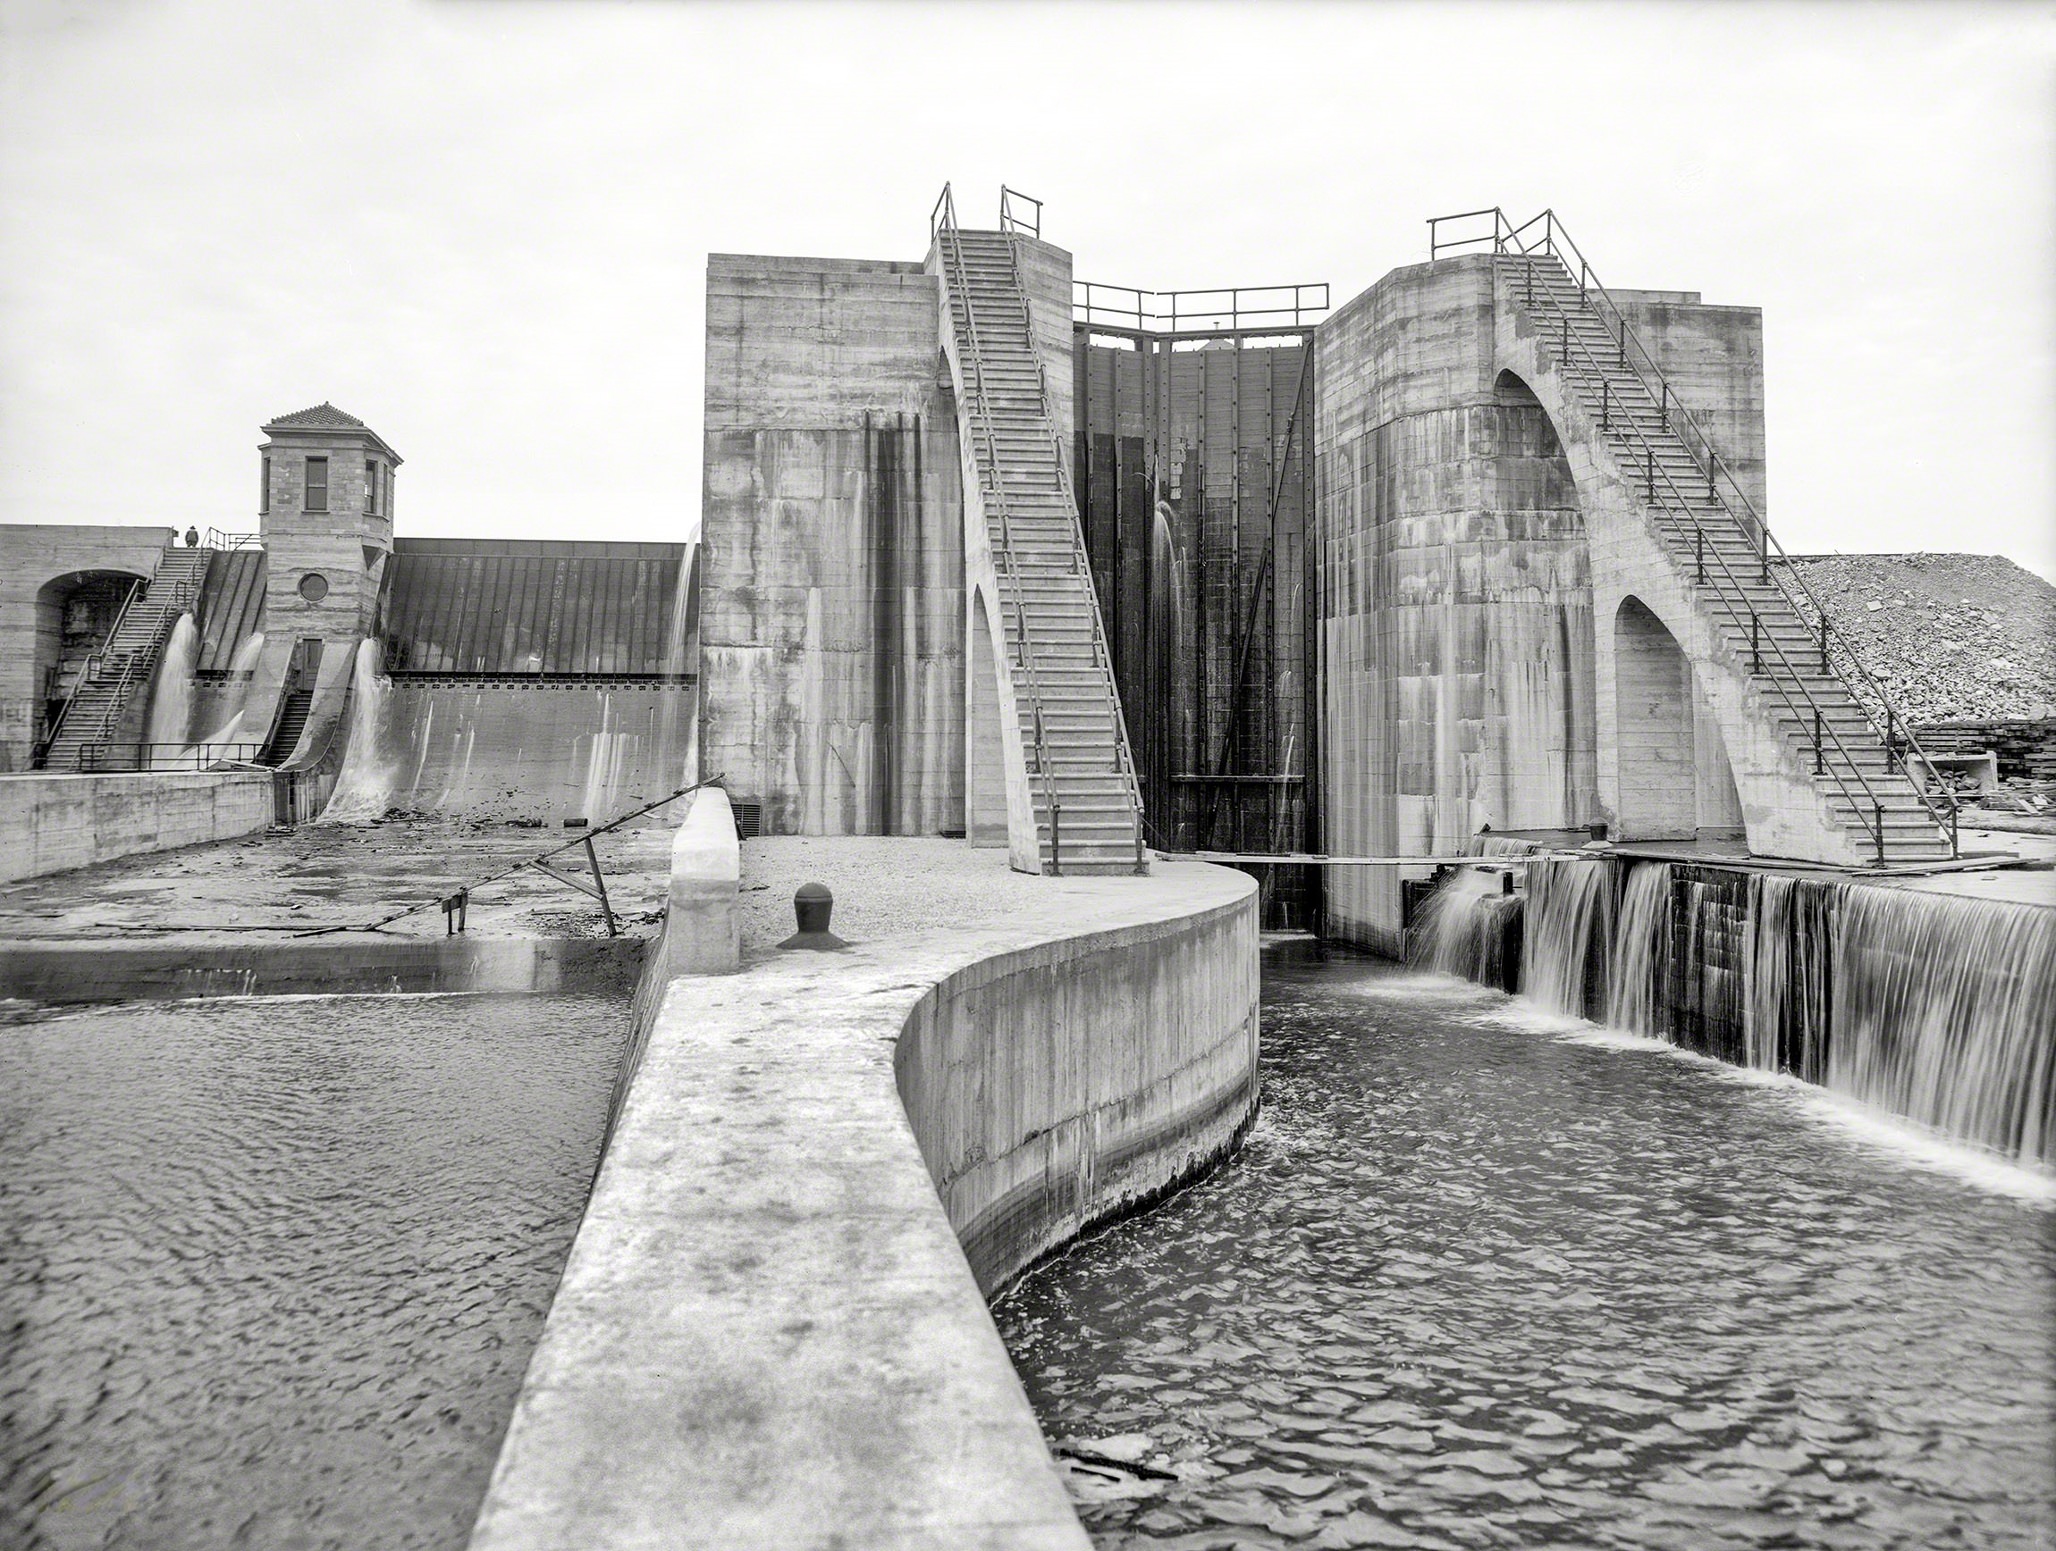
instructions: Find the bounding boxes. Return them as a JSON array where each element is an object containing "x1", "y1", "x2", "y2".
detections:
[
  {"x1": 1074, "y1": 330, "x2": 1317, "y2": 927},
  {"x1": 381, "y1": 539, "x2": 693, "y2": 678},
  {"x1": 196, "y1": 550, "x2": 267, "y2": 671}
]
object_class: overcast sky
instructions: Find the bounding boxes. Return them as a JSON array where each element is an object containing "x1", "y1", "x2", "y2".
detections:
[{"x1": 3, "y1": 0, "x2": 2052, "y2": 579}]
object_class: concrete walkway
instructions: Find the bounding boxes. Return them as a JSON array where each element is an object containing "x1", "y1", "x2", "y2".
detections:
[{"x1": 470, "y1": 847, "x2": 1258, "y2": 1551}]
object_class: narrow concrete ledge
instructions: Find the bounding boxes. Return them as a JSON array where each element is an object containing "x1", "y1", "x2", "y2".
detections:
[
  {"x1": 0, "y1": 769, "x2": 276, "y2": 883},
  {"x1": 0, "y1": 935, "x2": 644, "y2": 1004},
  {"x1": 469, "y1": 856, "x2": 1258, "y2": 1551},
  {"x1": 657, "y1": 785, "x2": 740, "y2": 978}
]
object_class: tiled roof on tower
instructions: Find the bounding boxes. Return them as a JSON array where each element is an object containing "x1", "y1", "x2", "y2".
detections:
[{"x1": 264, "y1": 402, "x2": 368, "y2": 430}]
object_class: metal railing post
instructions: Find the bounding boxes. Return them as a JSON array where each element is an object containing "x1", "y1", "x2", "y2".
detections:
[
  {"x1": 1814, "y1": 710, "x2": 1825, "y2": 774},
  {"x1": 1750, "y1": 612, "x2": 1760, "y2": 674},
  {"x1": 1601, "y1": 381, "x2": 1610, "y2": 432},
  {"x1": 1051, "y1": 803, "x2": 1062, "y2": 876}
]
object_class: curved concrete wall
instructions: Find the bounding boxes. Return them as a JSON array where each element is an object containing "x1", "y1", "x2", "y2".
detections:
[
  {"x1": 897, "y1": 880, "x2": 1259, "y2": 1292},
  {"x1": 469, "y1": 858, "x2": 1258, "y2": 1550}
]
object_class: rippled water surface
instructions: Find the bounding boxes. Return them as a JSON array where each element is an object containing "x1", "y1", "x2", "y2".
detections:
[
  {"x1": 0, "y1": 993, "x2": 627, "y2": 1551},
  {"x1": 995, "y1": 952, "x2": 2056, "y2": 1550}
]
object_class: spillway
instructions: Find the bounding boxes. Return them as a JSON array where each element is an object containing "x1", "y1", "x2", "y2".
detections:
[{"x1": 1413, "y1": 848, "x2": 2056, "y2": 1166}]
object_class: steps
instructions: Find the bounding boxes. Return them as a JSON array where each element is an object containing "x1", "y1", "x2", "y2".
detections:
[
  {"x1": 935, "y1": 223, "x2": 1145, "y2": 874},
  {"x1": 1501, "y1": 250, "x2": 1952, "y2": 863},
  {"x1": 262, "y1": 688, "x2": 314, "y2": 767},
  {"x1": 41, "y1": 544, "x2": 211, "y2": 772}
]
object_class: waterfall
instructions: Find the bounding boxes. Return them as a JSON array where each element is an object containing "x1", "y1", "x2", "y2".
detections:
[
  {"x1": 145, "y1": 614, "x2": 198, "y2": 763},
  {"x1": 652, "y1": 543, "x2": 700, "y2": 790},
  {"x1": 319, "y1": 639, "x2": 393, "y2": 824},
  {"x1": 195, "y1": 631, "x2": 266, "y2": 750},
  {"x1": 1408, "y1": 866, "x2": 1523, "y2": 987},
  {"x1": 1521, "y1": 857, "x2": 1612, "y2": 1018},
  {"x1": 1605, "y1": 862, "x2": 1672, "y2": 1036},
  {"x1": 1828, "y1": 889, "x2": 2055, "y2": 1166}
]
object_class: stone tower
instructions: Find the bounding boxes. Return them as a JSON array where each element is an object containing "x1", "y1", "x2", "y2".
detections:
[{"x1": 248, "y1": 403, "x2": 401, "y2": 763}]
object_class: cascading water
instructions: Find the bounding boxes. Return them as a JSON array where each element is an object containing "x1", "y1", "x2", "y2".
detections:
[
  {"x1": 195, "y1": 631, "x2": 266, "y2": 749},
  {"x1": 1520, "y1": 856, "x2": 1612, "y2": 1018},
  {"x1": 145, "y1": 613, "x2": 198, "y2": 764},
  {"x1": 1605, "y1": 862, "x2": 1672, "y2": 1035},
  {"x1": 1407, "y1": 865, "x2": 1523, "y2": 988},
  {"x1": 1443, "y1": 838, "x2": 2054, "y2": 1167},
  {"x1": 319, "y1": 639, "x2": 393, "y2": 824},
  {"x1": 651, "y1": 543, "x2": 700, "y2": 791},
  {"x1": 1828, "y1": 888, "x2": 2054, "y2": 1166}
]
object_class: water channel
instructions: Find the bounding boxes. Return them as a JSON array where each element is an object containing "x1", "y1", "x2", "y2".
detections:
[
  {"x1": 0, "y1": 992, "x2": 627, "y2": 1551},
  {"x1": 995, "y1": 948, "x2": 2056, "y2": 1550}
]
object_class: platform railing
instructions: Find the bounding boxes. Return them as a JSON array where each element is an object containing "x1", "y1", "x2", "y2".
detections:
[
  {"x1": 1449, "y1": 209, "x2": 1957, "y2": 858},
  {"x1": 1074, "y1": 280, "x2": 1330, "y2": 334},
  {"x1": 78, "y1": 741, "x2": 267, "y2": 773},
  {"x1": 999, "y1": 184, "x2": 1041, "y2": 239}
]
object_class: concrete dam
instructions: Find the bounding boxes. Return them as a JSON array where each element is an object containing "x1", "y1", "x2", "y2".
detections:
[{"x1": 0, "y1": 192, "x2": 2049, "y2": 1550}]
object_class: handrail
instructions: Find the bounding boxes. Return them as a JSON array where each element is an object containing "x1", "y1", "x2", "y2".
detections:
[
  {"x1": 1442, "y1": 207, "x2": 1957, "y2": 849},
  {"x1": 35, "y1": 574, "x2": 144, "y2": 764},
  {"x1": 1011, "y1": 239, "x2": 1148, "y2": 852},
  {"x1": 78, "y1": 741, "x2": 267, "y2": 773},
  {"x1": 1499, "y1": 242, "x2": 1955, "y2": 858},
  {"x1": 203, "y1": 527, "x2": 263, "y2": 550},
  {"x1": 999, "y1": 184, "x2": 1041, "y2": 239},
  {"x1": 1074, "y1": 279, "x2": 1330, "y2": 334},
  {"x1": 931, "y1": 191, "x2": 1063, "y2": 868}
]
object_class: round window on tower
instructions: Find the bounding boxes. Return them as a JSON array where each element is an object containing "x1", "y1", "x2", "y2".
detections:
[{"x1": 298, "y1": 571, "x2": 330, "y2": 603}]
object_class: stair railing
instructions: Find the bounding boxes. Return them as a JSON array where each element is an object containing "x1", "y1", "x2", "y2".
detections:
[
  {"x1": 1006, "y1": 228, "x2": 1150, "y2": 867},
  {"x1": 1503, "y1": 247, "x2": 1949, "y2": 859},
  {"x1": 1476, "y1": 209, "x2": 1959, "y2": 854},
  {"x1": 81, "y1": 579, "x2": 199, "y2": 744},
  {"x1": 931, "y1": 188, "x2": 1063, "y2": 868}
]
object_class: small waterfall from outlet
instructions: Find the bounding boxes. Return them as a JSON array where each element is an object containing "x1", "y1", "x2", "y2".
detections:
[
  {"x1": 1520, "y1": 857, "x2": 1613, "y2": 1018},
  {"x1": 1605, "y1": 862, "x2": 1672, "y2": 1036},
  {"x1": 319, "y1": 639, "x2": 394, "y2": 824},
  {"x1": 1408, "y1": 865, "x2": 1523, "y2": 987},
  {"x1": 145, "y1": 614, "x2": 199, "y2": 763},
  {"x1": 1827, "y1": 889, "x2": 2055, "y2": 1166},
  {"x1": 196, "y1": 632, "x2": 267, "y2": 750},
  {"x1": 651, "y1": 542, "x2": 700, "y2": 793}
]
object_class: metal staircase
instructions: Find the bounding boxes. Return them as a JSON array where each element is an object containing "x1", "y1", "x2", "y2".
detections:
[
  {"x1": 1430, "y1": 208, "x2": 1956, "y2": 864},
  {"x1": 40, "y1": 543, "x2": 210, "y2": 772},
  {"x1": 931, "y1": 186, "x2": 1146, "y2": 874}
]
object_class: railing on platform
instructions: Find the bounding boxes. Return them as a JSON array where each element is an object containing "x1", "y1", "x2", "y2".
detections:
[
  {"x1": 203, "y1": 527, "x2": 263, "y2": 551},
  {"x1": 1074, "y1": 280, "x2": 1329, "y2": 335},
  {"x1": 77, "y1": 741, "x2": 267, "y2": 773},
  {"x1": 999, "y1": 184, "x2": 1041, "y2": 239},
  {"x1": 1426, "y1": 205, "x2": 1959, "y2": 860}
]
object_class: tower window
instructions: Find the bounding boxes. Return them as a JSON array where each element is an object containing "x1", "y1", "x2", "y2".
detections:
[
  {"x1": 365, "y1": 459, "x2": 379, "y2": 516},
  {"x1": 305, "y1": 456, "x2": 328, "y2": 513},
  {"x1": 261, "y1": 455, "x2": 270, "y2": 515}
]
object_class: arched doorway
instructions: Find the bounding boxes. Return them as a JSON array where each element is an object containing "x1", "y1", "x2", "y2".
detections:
[
  {"x1": 32, "y1": 569, "x2": 148, "y2": 759},
  {"x1": 1613, "y1": 595, "x2": 1742, "y2": 839}
]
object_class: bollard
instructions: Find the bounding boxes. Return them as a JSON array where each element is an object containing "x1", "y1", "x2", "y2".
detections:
[{"x1": 777, "y1": 882, "x2": 848, "y2": 951}]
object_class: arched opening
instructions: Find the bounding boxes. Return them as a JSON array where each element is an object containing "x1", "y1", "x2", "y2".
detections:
[
  {"x1": 1613, "y1": 595, "x2": 1741, "y2": 840},
  {"x1": 32, "y1": 569, "x2": 148, "y2": 759},
  {"x1": 966, "y1": 586, "x2": 1008, "y2": 847}
]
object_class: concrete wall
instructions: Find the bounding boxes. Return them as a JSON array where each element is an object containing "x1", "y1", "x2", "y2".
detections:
[
  {"x1": 468, "y1": 859, "x2": 1257, "y2": 1551},
  {"x1": 0, "y1": 525, "x2": 174, "y2": 771},
  {"x1": 1611, "y1": 289, "x2": 1767, "y2": 520},
  {"x1": 701, "y1": 254, "x2": 966, "y2": 838},
  {"x1": 326, "y1": 680, "x2": 696, "y2": 825},
  {"x1": 0, "y1": 769, "x2": 274, "y2": 882},
  {"x1": 897, "y1": 872, "x2": 1260, "y2": 1292},
  {"x1": 0, "y1": 934, "x2": 639, "y2": 1003},
  {"x1": 1314, "y1": 257, "x2": 1597, "y2": 952}
]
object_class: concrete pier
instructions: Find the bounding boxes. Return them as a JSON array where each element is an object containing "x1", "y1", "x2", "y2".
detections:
[{"x1": 469, "y1": 841, "x2": 1259, "y2": 1550}]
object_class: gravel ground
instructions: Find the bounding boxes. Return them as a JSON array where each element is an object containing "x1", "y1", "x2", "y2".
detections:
[
  {"x1": 738, "y1": 837, "x2": 1077, "y2": 960},
  {"x1": 1783, "y1": 553, "x2": 2056, "y2": 723}
]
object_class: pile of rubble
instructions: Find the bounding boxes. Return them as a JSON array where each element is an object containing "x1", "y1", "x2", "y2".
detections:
[{"x1": 1781, "y1": 552, "x2": 2056, "y2": 724}]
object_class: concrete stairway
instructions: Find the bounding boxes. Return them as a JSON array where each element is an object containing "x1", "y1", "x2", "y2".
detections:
[
  {"x1": 1504, "y1": 253, "x2": 1951, "y2": 862},
  {"x1": 42, "y1": 544, "x2": 211, "y2": 772},
  {"x1": 935, "y1": 225, "x2": 1145, "y2": 874}
]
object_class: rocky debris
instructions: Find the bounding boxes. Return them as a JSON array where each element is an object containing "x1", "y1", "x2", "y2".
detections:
[{"x1": 1780, "y1": 553, "x2": 2056, "y2": 725}]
